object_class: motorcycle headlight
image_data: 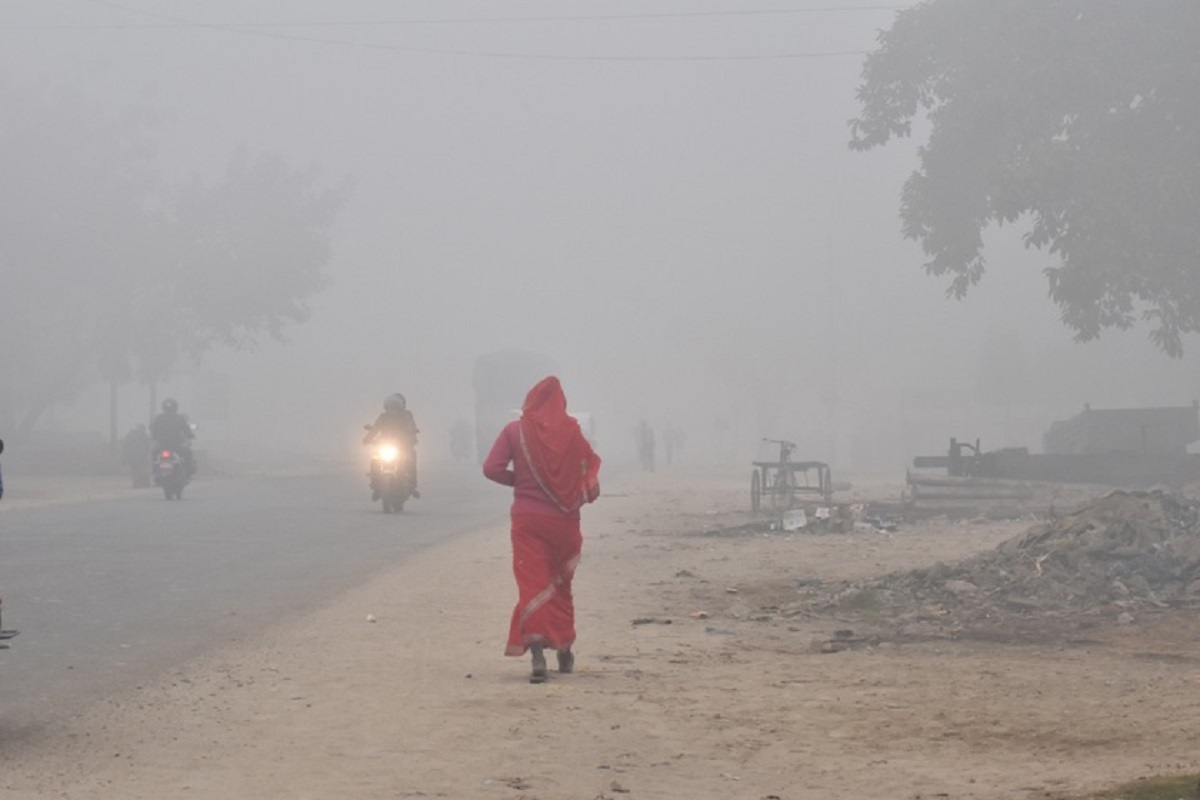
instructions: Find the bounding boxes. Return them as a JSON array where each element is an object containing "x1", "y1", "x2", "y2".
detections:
[{"x1": 377, "y1": 444, "x2": 400, "y2": 463}]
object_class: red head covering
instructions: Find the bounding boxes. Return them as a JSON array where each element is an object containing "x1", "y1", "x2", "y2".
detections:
[{"x1": 518, "y1": 376, "x2": 600, "y2": 513}]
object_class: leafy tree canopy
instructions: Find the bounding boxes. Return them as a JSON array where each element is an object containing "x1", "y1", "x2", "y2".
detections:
[
  {"x1": 0, "y1": 82, "x2": 351, "y2": 435},
  {"x1": 850, "y1": 0, "x2": 1200, "y2": 355}
]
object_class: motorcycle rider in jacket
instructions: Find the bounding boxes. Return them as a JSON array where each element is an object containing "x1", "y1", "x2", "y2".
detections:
[
  {"x1": 150, "y1": 398, "x2": 196, "y2": 478},
  {"x1": 363, "y1": 393, "x2": 420, "y2": 499}
]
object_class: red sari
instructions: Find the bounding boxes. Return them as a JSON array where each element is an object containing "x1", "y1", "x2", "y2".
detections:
[
  {"x1": 484, "y1": 377, "x2": 600, "y2": 656},
  {"x1": 505, "y1": 512, "x2": 583, "y2": 655}
]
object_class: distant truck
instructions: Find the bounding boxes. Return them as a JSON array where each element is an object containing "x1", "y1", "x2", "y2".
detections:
[{"x1": 472, "y1": 350, "x2": 558, "y2": 463}]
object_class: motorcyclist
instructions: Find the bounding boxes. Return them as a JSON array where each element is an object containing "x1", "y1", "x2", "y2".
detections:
[
  {"x1": 363, "y1": 393, "x2": 420, "y2": 499},
  {"x1": 150, "y1": 398, "x2": 196, "y2": 478}
]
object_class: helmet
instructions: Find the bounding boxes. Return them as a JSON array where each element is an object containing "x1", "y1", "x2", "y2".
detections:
[
  {"x1": 162, "y1": 398, "x2": 179, "y2": 413},
  {"x1": 384, "y1": 393, "x2": 406, "y2": 412}
]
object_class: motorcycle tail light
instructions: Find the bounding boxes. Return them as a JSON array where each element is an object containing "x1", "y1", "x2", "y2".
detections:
[{"x1": 161, "y1": 450, "x2": 172, "y2": 458}]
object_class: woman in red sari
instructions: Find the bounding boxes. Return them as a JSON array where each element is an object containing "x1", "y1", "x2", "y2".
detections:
[{"x1": 483, "y1": 376, "x2": 601, "y2": 683}]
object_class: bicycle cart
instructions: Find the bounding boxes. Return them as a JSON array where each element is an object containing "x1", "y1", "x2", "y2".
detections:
[{"x1": 751, "y1": 439, "x2": 833, "y2": 512}]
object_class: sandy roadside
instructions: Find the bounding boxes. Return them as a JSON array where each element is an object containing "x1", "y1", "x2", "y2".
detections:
[
  {"x1": 3, "y1": 469, "x2": 680, "y2": 800},
  {"x1": 3, "y1": 467, "x2": 1200, "y2": 800}
]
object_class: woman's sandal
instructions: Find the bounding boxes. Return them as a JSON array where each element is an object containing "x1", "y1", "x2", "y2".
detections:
[
  {"x1": 556, "y1": 648, "x2": 574, "y2": 674},
  {"x1": 529, "y1": 644, "x2": 548, "y2": 684}
]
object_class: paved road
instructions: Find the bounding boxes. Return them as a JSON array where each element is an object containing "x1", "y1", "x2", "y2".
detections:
[{"x1": 0, "y1": 467, "x2": 505, "y2": 726}]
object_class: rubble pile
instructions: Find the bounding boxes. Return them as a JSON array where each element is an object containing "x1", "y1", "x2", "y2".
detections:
[{"x1": 822, "y1": 491, "x2": 1200, "y2": 639}]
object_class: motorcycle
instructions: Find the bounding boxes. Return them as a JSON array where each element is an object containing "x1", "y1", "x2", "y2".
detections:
[
  {"x1": 367, "y1": 437, "x2": 415, "y2": 513},
  {"x1": 154, "y1": 447, "x2": 190, "y2": 500}
]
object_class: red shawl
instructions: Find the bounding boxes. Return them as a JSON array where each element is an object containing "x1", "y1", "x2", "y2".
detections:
[{"x1": 518, "y1": 376, "x2": 600, "y2": 513}]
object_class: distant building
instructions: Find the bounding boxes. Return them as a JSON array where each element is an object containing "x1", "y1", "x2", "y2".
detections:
[{"x1": 1042, "y1": 403, "x2": 1200, "y2": 456}]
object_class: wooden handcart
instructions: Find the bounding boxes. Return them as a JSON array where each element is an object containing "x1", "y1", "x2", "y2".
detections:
[{"x1": 751, "y1": 438, "x2": 833, "y2": 512}]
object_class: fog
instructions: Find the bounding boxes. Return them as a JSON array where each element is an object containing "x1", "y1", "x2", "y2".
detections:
[{"x1": 4, "y1": 0, "x2": 1200, "y2": 473}]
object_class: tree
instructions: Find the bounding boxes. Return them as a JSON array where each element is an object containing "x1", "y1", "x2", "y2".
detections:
[
  {"x1": 0, "y1": 82, "x2": 351, "y2": 438},
  {"x1": 0, "y1": 84, "x2": 161, "y2": 434},
  {"x1": 167, "y1": 148, "x2": 349, "y2": 357},
  {"x1": 849, "y1": 1, "x2": 1200, "y2": 356}
]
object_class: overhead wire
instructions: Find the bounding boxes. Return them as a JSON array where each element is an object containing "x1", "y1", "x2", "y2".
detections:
[
  {"x1": 24, "y1": 4, "x2": 909, "y2": 29},
  {"x1": 56, "y1": 0, "x2": 900, "y2": 61}
]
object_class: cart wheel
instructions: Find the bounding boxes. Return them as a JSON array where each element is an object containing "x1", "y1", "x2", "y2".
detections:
[{"x1": 750, "y1": 470, "x2": 762, "y2": 513}]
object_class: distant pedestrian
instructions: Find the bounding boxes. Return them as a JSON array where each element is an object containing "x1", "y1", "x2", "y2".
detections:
[
  {"x1": 483, "y1": 376, "x2": 601, "y2": 684},
  {"x1": 120, "y1": 424, "x2": 152, "y2": 487},
  {"x1": 635, "y1": 420, "x2": 655, "y2": 472}
]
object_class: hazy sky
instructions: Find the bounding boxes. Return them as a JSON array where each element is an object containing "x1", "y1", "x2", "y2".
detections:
[{"x1": 5, "y1": 1, "x2": 1199, "y2": 468}]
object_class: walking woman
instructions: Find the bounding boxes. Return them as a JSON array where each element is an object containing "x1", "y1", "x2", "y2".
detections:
[{"x1": 483, "y1": 376, "x2": 601, "y2": 683}]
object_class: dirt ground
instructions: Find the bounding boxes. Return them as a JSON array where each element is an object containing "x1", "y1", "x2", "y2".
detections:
[{"x1": 3, "y1": 466, "x2": 1200, "y2": 800}]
